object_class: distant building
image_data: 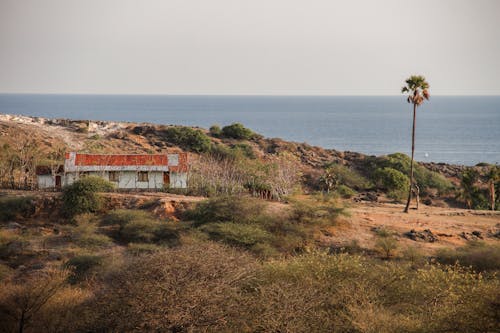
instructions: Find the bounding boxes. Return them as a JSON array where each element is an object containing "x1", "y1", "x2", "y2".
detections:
[{"x1": 36, "y1": 152, "x2": 188, "y2": 190}]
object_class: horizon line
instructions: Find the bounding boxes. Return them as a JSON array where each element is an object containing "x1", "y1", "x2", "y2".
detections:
[{"x1": 1, "y1": 92, "x2": 500, "y2": 97}]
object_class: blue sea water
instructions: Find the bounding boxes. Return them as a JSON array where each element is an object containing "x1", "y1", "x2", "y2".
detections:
[{"x1": 0, "y1": 94, "x2": 499, "y2": 166}]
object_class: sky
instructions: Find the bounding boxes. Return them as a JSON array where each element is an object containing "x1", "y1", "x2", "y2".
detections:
[{"x1": 1, "y1": 0, "x2": 499, "y2": 95}]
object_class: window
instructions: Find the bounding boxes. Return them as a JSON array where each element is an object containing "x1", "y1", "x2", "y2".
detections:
[
  {"x1": 79, "y1": 171, "x2": 90, "y2": 178},
  {"x1": 109, "y1": 171, "x2": 119, "y2": 182},
  {"x1": 137, "y1": 171, "x2": 149, "y2": 182}
]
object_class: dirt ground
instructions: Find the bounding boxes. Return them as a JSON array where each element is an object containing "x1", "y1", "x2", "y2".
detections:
[{"x1": 326, "y1": 200, "x2": 500, "y2": 254}]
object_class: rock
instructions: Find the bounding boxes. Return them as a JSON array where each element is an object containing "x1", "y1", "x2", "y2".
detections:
[
  {"x1": 460, "y1": 231, "x2": 483, "y2": 241},
  {"x1": 471, "y1": 230, "x2": 483, "y2": 239},
  {"x1": 405, "y1": 229, "x2": 438, "y2": 242}
]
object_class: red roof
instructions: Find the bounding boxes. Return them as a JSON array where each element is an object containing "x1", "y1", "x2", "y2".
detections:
[
  {"x1": 72, "y1": 154, "x2": 168, "y2": 166},
  {"x1": 64, "y1": 153, "x2": 188, "y2": 172}
]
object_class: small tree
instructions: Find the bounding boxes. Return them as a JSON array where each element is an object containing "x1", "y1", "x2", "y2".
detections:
[{"x1": 401, "y1": 75, "x2": 430, "y2": 213}]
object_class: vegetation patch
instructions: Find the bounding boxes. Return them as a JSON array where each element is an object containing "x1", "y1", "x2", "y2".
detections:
[
  {"x1": 102, "y1": 209, "x2": 180, "y2": 246},
  {"x1": 436, "y1": 241, "x2": 500, "y2": 272},
  {"x1": 160, "y1": 126, "x2": 211, "y2": 153},
  {"x1": 0, "y1": 196, "x2": 35, "y2": 222},
  {"x1": 61, "y1": 176, "x2": 115, "y2": 218}
]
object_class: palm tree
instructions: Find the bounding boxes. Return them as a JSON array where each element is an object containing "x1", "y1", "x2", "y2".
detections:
[{"x1": 401, "y1": 75, "x2": 429, "y2": 213}]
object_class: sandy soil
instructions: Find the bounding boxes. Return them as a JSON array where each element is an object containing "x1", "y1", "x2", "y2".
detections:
[{"x1": 326, "y1": 200, "x2": 500, "y2": 254}]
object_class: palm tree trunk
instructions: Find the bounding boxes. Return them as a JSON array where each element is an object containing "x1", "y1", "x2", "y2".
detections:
[
  {"x1": 490, "y1": 181, "x2": 495, "y2": 211},
  {"x1": 404, "y1": 103, "x2": 417, "y2": 213}
]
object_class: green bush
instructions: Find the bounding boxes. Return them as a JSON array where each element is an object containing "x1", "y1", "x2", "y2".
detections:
[
  {"x1": 184, "y1": 196, "x2": 266, "y2": 226},
  {"x1": 231, "y1": 143, "x2": 256, "y2": 159},
  {"x1": 221, "y1": 123, "x2": 255, "y2": 140},
  {"x1": 209, "y1": 124, "x2": 222, "y2": 137},
  {"x1": 61, "y1": 176, "x2": 114, "y2": 217},
  {"x1": 336, "y1": 184, "x2": 357, "y2": 198},
  {"x1": 64, "y1": 254, "x2": 103, "y2": 283},
  {"x1": 365, "y1": 153, "x2": 453, "y2": 194},
  {"x1": 200, "y1": 222, "x2": 272, "y2": 248},
  {"x1": 435, "y1": 242, "x2": 500, "y2": 272},
  {"x1": 0, "y1": 196, "x2": 35, "y2": 221},
  {"x1": 161, "y1": 126, "x2": 211, "y2": 153},
  {"x1": 323, "y1": 163, "x2": 370, "y2": 190},
  {"x1": 373, "y1": 167, "x2": 409, "y2": 200}
]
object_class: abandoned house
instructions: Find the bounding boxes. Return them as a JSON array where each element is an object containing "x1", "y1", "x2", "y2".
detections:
[{"x1": 36, "y1": 152, "x2": 188, "y2": 190}]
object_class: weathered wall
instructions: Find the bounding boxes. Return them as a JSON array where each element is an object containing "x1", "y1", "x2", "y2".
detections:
[{"x1": 37, "y1": 175, "x2": 55, "y2": 189}]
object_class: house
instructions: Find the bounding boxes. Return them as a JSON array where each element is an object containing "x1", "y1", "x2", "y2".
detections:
[{"x1": 36, "y1": 152, "x2": 188, "y2": 190}]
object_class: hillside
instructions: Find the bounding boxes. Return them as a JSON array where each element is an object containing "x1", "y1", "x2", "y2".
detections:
[{"x1": 1, "y1": 114, "x2": 499, "y2": 332}]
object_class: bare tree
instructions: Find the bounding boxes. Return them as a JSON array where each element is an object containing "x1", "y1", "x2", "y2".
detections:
[{"x1": 0, "y1": 269, "x2": 69, "y2": 333}]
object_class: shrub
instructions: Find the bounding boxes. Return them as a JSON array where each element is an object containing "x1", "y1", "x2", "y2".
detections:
[
  {"x1": 64, "y1": 255, "x2": 103, "y2": 283},
  {"x1": 375, "y1": 236, "x2": 398, "y2": 259},
  {"x1": 67, "y1": 214, "x2": 113, "y2": 249},
  {"x1": 0, "y1": 196, "x2": 35, "y2": 221},
  {"x1": 231, "y1": 143, "x2": 255, "y2": 159},
  {"x1": 0, "y1": 230, "x2": 29, "y2": 260},
  {"x1": 184, "y1": 196, "x2": 266, "y2": 226},
  {"x1": 200, "y1": 222, "x2": 272, "y2": 248},
  {"x1": 402, "y1": 245, "x2": 426, "y2": 266},
  {"x1": 322, "y1": 163, "x2": 370, "y2": 190},
  {"x1": 101, "y1": 209, "x2": 152, "y2": 227},
  {"x1": 61, "y1": 176, "x2": 114, "y2": 217},
  {"x1": 161, "y1": 126, "x2": 211, "y2": 153},
  {"x1": 209, "y1": 124, "x2": 222, "y2": 137},
  {"x1": 221, "y1": 123, "x2": 255, "y2": 140},
  {"x1": 373, "y1": 167, "x2": 409, "y2": 200},
  {"x1": 102, "y1": 209, "x2": 180, "y2": 246},
  {"x1": 336, "y1": 184, "x2": 357, "y2": 198},
  {"x1": 82, "y1": 243, "x2": 256, "y2": 332},
  {"x1": 126, "y1": 243, "x2": 161, "y2": 255},
  {"x1": 289, "y1": 196, "x2": 345, "y2": 226},
  {"x1": 366, "y1": 153, "x2": 453, "y2": 194},
  {"x1": 435, "y1": 242, "x2": 500, "y2": 272}
]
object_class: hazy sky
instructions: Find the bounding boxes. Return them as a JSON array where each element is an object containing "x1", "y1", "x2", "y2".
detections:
[{"x1": 1, "y1": 0, "x2": 499, "y2": 95}]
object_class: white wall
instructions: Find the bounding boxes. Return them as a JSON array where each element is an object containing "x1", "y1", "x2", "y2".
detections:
[
  {"x1": 37, "y1": 175, "x2": 54, "y2": 189},
  {"x1": 170, "y1": 172, "x2": 187, "y2": 188},
  {"x1": 58, "y1": 170, "x2": 188, "y2": 189}
]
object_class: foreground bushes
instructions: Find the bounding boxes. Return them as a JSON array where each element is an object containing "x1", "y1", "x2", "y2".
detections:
[{"x1": 74, "y1": 244, "x2": 500, "y2": 333}]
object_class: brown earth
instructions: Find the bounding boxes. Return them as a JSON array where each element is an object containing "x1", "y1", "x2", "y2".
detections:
[{"x1": 323, "y1": 200, "x2": 500, "y2": 254}]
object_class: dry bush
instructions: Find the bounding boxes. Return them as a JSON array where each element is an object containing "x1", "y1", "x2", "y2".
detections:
[
  {"x1": 436, "y1": 241, "x2": 500, "y2": 272},
  {"x1": 84, "y1": 242, "x2": 257, "y2": 332},
  {"x1": 0, "y1": 268, "x2": 90, "y2": 333}
]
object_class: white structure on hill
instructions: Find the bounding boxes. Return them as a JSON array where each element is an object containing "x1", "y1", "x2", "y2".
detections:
[{"x1": 36, "y1": 152, "x2": 188, "y2": 190}]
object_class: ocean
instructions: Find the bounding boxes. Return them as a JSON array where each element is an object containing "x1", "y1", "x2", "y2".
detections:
[{"x1": 0, "y1": 94, "x2": 499, "y2": 166}]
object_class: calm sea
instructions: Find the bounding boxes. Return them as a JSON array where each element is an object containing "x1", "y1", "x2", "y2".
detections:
[{"x1": 0, "y1": 94, "x2": 499, "y2": 166}]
